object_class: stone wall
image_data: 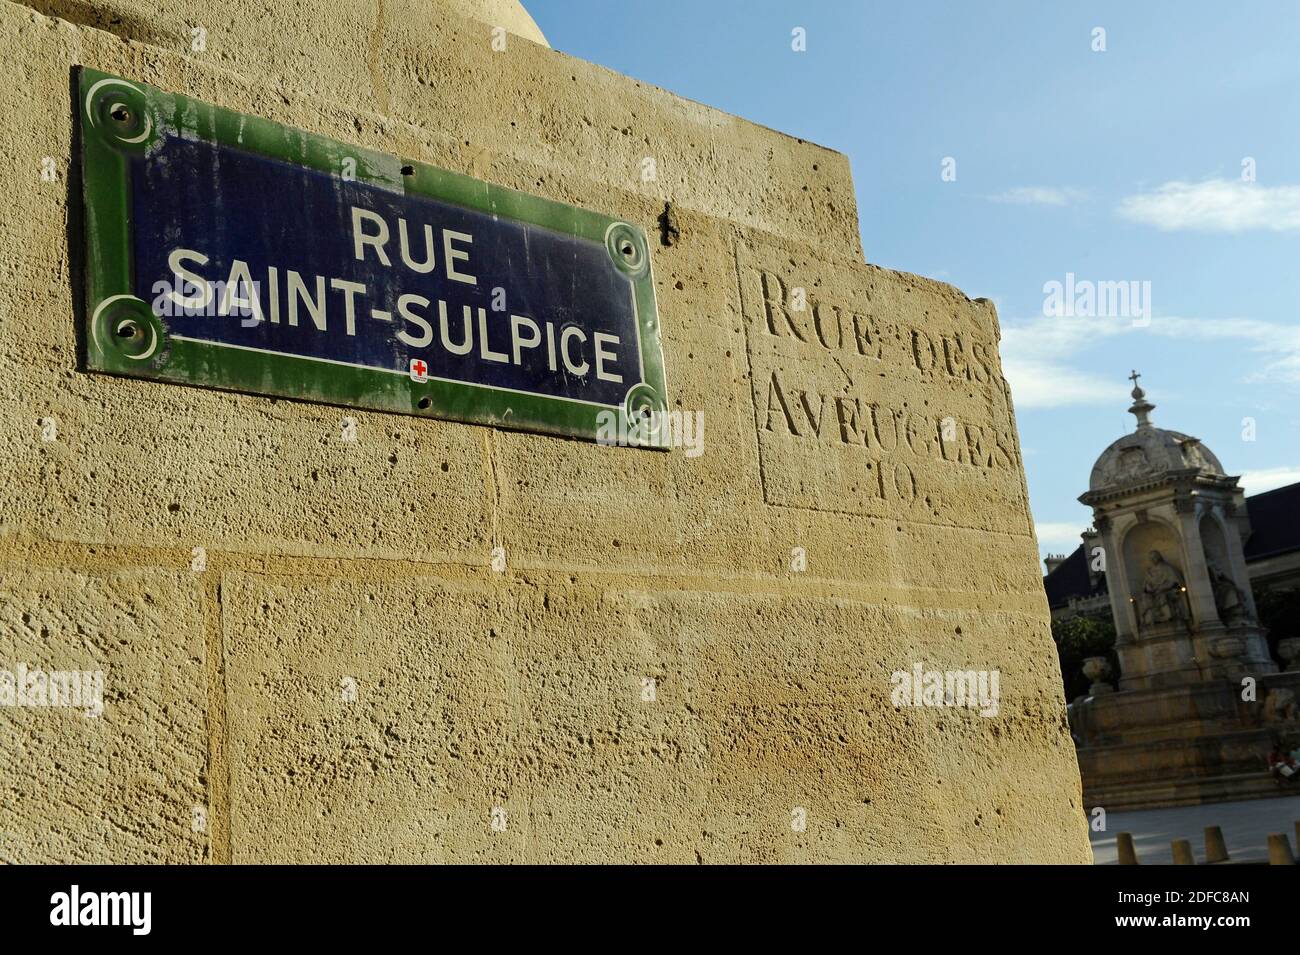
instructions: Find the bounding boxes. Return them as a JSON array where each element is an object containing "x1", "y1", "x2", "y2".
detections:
[{"x1": 0, "y1": 0, "x2": 1091, "y2": 862}]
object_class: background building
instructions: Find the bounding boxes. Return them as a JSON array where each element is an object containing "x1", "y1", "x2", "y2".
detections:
[
  {"x1": 1046, "y1": 483, "x2": 1300, "y2": 629},
  {"x1": 1048, "y1": 377, "x2": 1300, "y2": 808}
]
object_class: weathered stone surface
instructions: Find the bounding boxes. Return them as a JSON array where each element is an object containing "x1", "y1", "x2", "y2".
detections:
[
  {"x1": 221, "y1": 572, "x2": 518, "y2": 863},
  {"x1": 0, "y1": 565, "x2": 207, "y2": 863},
  {"x1": 0, "y1": 356, "x2": 495, "y2": 563},
  {"x1": 0, "y1": 0, "x2": 1090, "y2": 862},
  {"x1": 219, "y1": 572, "x2": 1082, "y2": 863}
]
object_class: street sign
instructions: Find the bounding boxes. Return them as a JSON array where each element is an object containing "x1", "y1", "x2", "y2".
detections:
[{"x1": 77, "y1": 68, "x2": 670, "y2": 445}]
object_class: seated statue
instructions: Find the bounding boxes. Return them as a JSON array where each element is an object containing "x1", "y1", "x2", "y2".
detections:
[
  {"x1": 1207, "y1": 558, "x2": 1249, "y2": 622},
  {"x1": 1140, "y1": 549, "x2": 1188, "y2": 627}
]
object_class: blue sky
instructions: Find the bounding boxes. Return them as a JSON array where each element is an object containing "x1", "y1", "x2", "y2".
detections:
[{"x1": 528, "y1": 1, "x2": 1300, "y2": 562}]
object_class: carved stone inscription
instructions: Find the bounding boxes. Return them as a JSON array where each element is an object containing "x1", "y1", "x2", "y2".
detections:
[{"x1": 737, "y1": 239, "x2": 1030, "y2": 535}]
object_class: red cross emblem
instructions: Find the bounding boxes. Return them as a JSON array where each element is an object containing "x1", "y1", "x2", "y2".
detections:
[{"x1": 409, "y1": 358, "x2": 428, "y2": 383}]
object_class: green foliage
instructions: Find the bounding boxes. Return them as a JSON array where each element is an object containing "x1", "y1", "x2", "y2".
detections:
[{"x1": 1051, "y1": 614, "x2": 1118, "y2": 702}]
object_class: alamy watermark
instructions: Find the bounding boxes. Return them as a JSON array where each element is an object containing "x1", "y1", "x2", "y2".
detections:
[
  {"x1": 152, "y1": 274, "x2": 263, "y2": 324},
  {"x1": 50, "y1": 885, "x2": 151, "y2": 935},
  {"x1": 1042, "y1": 272, "x2": 1151, "y2": 324},
  {"x1": 891, "y1": 663, "x2": 1000, "y2": 717},
  {"x1": 595, "y1": 408, "x2": 704, "y2": 457},
  {"x1": 0, "y1": 663, "x2": 104, "y2": 718}
]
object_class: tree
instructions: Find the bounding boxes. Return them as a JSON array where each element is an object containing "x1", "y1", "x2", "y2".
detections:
[{"x1": 1051, "y1": 614, "x2": 1117, "y2": 702}]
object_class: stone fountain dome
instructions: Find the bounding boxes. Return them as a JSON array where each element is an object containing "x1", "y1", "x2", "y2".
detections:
[
  {"x1": 1087, "y1": 374, "x2": 1227, "y2": 493},
  {"x1": 1072, "y1": 374, "x2": 1280, "y2": 811},
  {"x1": 444, "y1": 0, "x2": 548, "y2": 46}
]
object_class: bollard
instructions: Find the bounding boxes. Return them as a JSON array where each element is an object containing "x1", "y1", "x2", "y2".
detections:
[
  {"x1": 1117, "y1": 831, "x2": 1140, "y2": 865},
  {"x1": 1204, "y1": 825, "x2": 1229, "y2": 864},
  {"x1": 1171, "y1": 839, "x2": 1195, "y2": 865},
  {"x1": 1267, "y1": 833, "x2": 1295, "y2": 865}
]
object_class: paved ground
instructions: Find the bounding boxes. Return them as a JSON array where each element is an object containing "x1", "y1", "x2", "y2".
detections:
[{"x1": 1090, "y1": 794, "x2": 1300, "y2": 864}]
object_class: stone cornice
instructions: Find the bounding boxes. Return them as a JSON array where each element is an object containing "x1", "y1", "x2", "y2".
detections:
[{"x1": 1079, "y1": 469, "x2": 1241, "y2": 508}]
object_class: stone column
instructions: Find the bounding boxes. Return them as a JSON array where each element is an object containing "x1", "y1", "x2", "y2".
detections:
[
  {"x1": 1222, "y1": 499, "x2": 1261, "y2": 620},
  {"x1": 1099, "y1": 514, "x2": 1138, "y2": 641},
  {"x1": 1173, "y1": 500, "x2": 1220, "y2": 628}
]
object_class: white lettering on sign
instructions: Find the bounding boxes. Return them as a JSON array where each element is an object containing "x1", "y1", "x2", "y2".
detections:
[
  {"x1": 351, "y1": 207, "x2": 477, "y2": 287},
  {"x1": 594, "y1": 332, "x2": 623, "y2": 384},
  {"x1": 154, "y1": 207, "x2": 624, "y2": 381},
  {"x1": 442, "y1": 229, "x2": 476, "y2": 286}
]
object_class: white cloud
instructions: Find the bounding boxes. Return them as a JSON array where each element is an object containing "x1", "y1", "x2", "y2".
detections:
[
  {"x1": 987, "y1": 186, "x2": 1085, "y2": 207},
  {"x1": 1034, "y1": 522, "x2": 1086, "y2": 550},
  {"x1": 999, "y1": 312, "x2": 1300, "y2": 408},
  {"x1": 1001, "y1": 316, "x2": 1128, "y2": 408},
  {"x1": 1150, "y1": 316, "x2": 1300, "y2": 385},
  {"x1": 1239, "y1": 466, "x2": 1300, "y2": 495},
  {"x1": 1002, "y1": 358, "x2": 1120, "y2": 408},
  {"x1": 1117, "y1": 179, "x2": 1300, "y2": 232}
]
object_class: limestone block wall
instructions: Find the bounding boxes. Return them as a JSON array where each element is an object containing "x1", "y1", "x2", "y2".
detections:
[{"x1": 0, "y1": 0, "x2": 1091, "y2": 862}]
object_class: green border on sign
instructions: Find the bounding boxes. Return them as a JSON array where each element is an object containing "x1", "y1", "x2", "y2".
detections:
[{"x1": 76, "y1": 67, "x2": 670, "y2": 447}]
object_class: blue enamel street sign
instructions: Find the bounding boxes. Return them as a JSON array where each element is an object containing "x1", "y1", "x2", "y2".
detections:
[{"x1": 78, "y1": 68, "x2": 671, "y2": 444}]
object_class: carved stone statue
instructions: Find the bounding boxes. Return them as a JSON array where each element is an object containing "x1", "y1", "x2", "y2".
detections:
[
  {"x1": 1140, "y1": 549, "x2": 1187, "y2": 627},
  {"x1": 1263, "y1": 688, "x2": 1299, "y2": 724},
  {"x1": 1206, "y1": 558, "x2": 1249, "y2": 623},
  {"x1": 1081, "y1": 656, "x2": 1114, "y2": 695}
]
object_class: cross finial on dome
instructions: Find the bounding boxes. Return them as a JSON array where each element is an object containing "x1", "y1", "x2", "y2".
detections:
[{"x1": 1127, "y1": 370, "x2": 1155, "y2": 430}]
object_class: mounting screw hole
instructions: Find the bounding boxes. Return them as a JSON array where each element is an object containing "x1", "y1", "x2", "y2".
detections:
[
  {"x1": 109, "y1": 102, "x2": 131, "y2": 123},
  {"x1": 417, "y1": 396, "x2": 432, "y2": 410}
]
